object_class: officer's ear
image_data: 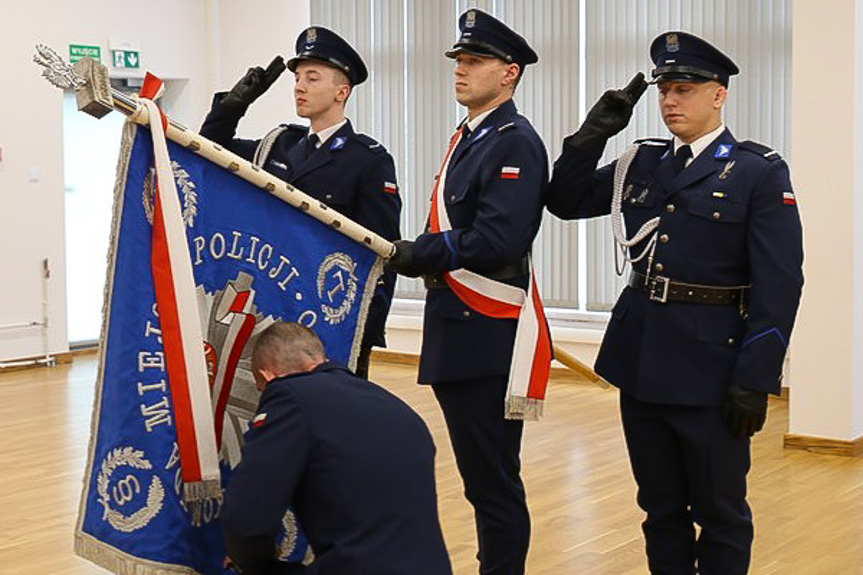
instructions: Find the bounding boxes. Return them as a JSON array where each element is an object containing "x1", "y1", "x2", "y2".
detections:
[
  {"x1": 332, "y1": 68, "x2": 352, "y2": 104},
  {"x1": 335, "y1": 84, "x2": 351, "y2": 104},
  {"x1": 503, "y1": 62, "x2": 521, "y2": 90},
  {"x1": 713, "y1": 84, "x2": 727, "y2": 109},
  {"x1": 254, "y1": 367, "x2": 275, "y2": 391}
]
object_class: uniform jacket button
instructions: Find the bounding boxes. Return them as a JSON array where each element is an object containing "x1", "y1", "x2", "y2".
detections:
[
  {"x1": 713, "y1": 211, "x2": 721, "y2": 220},
  {"x1": 462, "y1": 310, "x2": 471, "y2": 318},
  {"x1": 450, "y1": 195, "x2": 456, "y2": 201},
  {"x1": 659, "y1": 234, "x2": 669, "y2": 243},
  {"x1": 325, "y1": 194, "x2": 333, "y2": 200},
  {"x1": 655, "y1": 263, "x2": 664, "y2": 273},
  {"x1": 728, "y1": 338, "x2": 736, "y2": 345},
  {"x1": 666, "y1": 204, "x2": 676, "y2": 213}
]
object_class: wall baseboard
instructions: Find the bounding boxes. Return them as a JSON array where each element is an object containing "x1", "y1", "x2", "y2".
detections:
[
  {"x1": 0, "y1": 346, "x2": 97, "y2": 374},
  {"x1": 371, "y1": 348, "x2": 594, "y2": 383},
  {"x1": 783, "y1": 433, "x2": 863, "y2": 457}
]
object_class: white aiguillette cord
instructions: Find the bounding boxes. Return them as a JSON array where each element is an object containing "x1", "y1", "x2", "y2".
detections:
[{"x1": 611, "y1": 144, "x2": 660, "y2": 276}]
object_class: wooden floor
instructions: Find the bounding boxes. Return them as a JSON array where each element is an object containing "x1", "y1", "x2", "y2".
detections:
[{"x1": 2, "y1": 357, "x2": 863, "y2": 574}]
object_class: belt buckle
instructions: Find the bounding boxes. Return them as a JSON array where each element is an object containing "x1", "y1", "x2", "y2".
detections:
[{"x1": 648, "y1": 276, "x2": 670, "y2": 303}]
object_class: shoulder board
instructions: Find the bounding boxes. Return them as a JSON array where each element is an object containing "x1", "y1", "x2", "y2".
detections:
[
  {"x1": 739, "y1": 140, "x2": 782, "y2": 161},
  {"x1": 353, "y1": 133, "x2": 387, "y2": 154},
  {"x1": 498, "y1": 121, "x2": 517, "y2": 133},
  {"x1": 634, "y1": 137, "x2": 670, "y2": 147},
  {"x1": 285, "y1": 123, "x2": 308, "y2": 134}
]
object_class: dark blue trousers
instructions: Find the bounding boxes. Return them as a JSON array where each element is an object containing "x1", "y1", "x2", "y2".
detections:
[
  {"x1": 620, "y1": 392, "x2": 753, "y2": 575},
  {"x1": 433, "y1": 377, "x2": 529, "y2": 575}
]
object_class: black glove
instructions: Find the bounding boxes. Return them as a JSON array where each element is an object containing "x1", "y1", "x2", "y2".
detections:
[
  {"x1": 565, "y1": 72, "x2": 648, "y2": 150},
  {"x1": 386, "y1": 240, "x2": 424, "y2": 278},
  {"x1": 723, "y1": 384, "x2": 768, "y2": 438},
  {"x1": 220, "y1": 56, "x2": 286, "y2": 111}
]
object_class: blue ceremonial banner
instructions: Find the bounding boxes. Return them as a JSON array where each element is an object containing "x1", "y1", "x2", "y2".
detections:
[{"x1": 75, "y1": 121, "x2": 382, "y2": 574}]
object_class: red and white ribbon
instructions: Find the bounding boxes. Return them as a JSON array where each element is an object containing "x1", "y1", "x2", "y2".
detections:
[
  {"x1": 210, "y1": 286, "x2": 256, "y2": 448},
  {"x1": 429, "y1": 129, "x2": 551, "y2": 420},
  {"x1": 137, "y1": 74, "x2": 221, "y2": 501}
]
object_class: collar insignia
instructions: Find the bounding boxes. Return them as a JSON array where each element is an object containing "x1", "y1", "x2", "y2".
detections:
[{"x1": 715, "y1": 143, "x2": 733, "y2": 159}]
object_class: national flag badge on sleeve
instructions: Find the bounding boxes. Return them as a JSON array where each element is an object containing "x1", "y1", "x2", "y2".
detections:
[
  {"x1": 252, "y1": 413, "x2": 267, "y2": 428},
  {"x1": 383, "y1": 181, "x2": 398, "y2": 194},
  {"x1": 783, "y1": 191, "x2": 796, "y2": 206},
  {"x1": 500, "y1": 166, "x2": 520, "y2": 180}
]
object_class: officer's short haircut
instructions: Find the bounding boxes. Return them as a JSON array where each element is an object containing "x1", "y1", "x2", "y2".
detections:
[
  {"x1": 252, "y1": 321, "x2": 325, "y2": 374},
  {"x1": 332, "y1": 67, "x2": 350, "y2": 87},
  {"x1": 331, "y1": 67, "x2": 353, "y2": 102}
]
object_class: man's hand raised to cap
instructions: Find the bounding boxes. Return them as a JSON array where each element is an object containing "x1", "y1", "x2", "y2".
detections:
[
  {"x1": 565, "y1": 72, "x2": 649, "y2": 150},
  {"x1": 221, "y1": 56, "x2": 287, "y2": 111}
]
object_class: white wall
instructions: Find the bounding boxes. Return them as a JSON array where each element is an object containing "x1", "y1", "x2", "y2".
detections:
[
  {"x1": 0, "y1": 0, "x2": 310, "y2": 362},
  {"x1": 789, "y1": 0, "x2": 863, "y2": 441},
  {"x1": 207, "y1": 0, "x2": 310, "y2": 137}
]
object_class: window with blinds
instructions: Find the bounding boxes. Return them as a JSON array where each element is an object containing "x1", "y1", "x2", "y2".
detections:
[{"x1": 311, "y1": 0, "x2": 791, "y2": 312}]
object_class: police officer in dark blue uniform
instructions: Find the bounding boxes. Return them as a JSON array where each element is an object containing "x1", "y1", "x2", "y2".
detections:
[
  {"x1": 200, "y1": 27, "x2": 401, "y2": 379},
  {"x1": 388, "y1": 9, "x2": 547, "y2": 575},
  {"x1": 546, "y1": 31, "x2": 804, "y2": 574},
  {"x1": 221, "y1": 322, "x2": 452, "y2": 575}
]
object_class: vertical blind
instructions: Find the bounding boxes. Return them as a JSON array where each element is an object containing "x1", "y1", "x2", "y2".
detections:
[{"x1": 311, "y1": 0, "x2": 791, "y2": 311}]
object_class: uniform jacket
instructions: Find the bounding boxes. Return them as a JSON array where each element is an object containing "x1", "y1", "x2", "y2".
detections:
[
  {"x1": 412, "y1": 99, "x2": 549, "y2": 383},
  {"x1": 221, "y1": 362, "x2": 452, "y2": 575},
  {"x1": 547, "y1": 129, "x2": 803, "y2": 406},
  {"x1": 200, "y1": 97, "x2": 401, "y2": 347}
]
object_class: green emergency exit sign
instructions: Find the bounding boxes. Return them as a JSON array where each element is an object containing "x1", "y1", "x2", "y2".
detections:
[
  {"x1": 112, "y1": 49, "x2": 140, "y2": 69},
  {"x1": 69, "y1": 44, "x2": 101, "y2": 63}
]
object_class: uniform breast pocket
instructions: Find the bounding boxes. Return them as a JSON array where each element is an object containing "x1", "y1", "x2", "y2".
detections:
[
  {"x1": 684, "y1": 196, "x2": 748, "y2": 261},
  {"x1": 687, "y1": 196, "x2": 747, "y2": 224},
  {"x1": 318, "y1": 187, "x2": 353, "y2": 212},
  {"x1": 265, "y1": 160, "x2": 292, "y2": 182},
  {"x1": 444, "y1": 183, "x2": 472, "y2": 206}
]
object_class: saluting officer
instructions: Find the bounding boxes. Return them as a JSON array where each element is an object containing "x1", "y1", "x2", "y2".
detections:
[
  {"x1": 200, "y1": 27, "x2": 401, "y2": 379},
  {"x1": 546, "y1": 32, "x2": 803, "y2": 574},
  {"x1": 388, "y1": 9, "x2": 549, "y2": 575}
]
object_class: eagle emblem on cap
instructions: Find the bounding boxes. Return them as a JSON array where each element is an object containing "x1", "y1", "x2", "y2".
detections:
[
  {"x1": 306, "y1": 27, "x2": 317, "y2": 43},
  {"x1": 666, "y1": 33, "x2": 680, "y2": 52},
  {"x1": 466, "y1": 10, "x2": 476, "y2": 27}
]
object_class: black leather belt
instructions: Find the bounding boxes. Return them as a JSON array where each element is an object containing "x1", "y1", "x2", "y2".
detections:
[
  {"x1": 629, "y1": 271, "x2": 749, "y2": 307},
  {"x1": 424, "y1": 258, "x2": 529, "y2": 289}
]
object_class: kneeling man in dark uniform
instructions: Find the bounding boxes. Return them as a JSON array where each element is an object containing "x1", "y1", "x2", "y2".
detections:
[
  {"x1": 222, "y1": 322, "x2": 451, "y2": 575},
  {"x1": 546, "y1": 32, "x2": 803, "y2": 574}
]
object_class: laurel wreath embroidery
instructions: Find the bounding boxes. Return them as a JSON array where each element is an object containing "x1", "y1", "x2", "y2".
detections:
[
  {"x1": 317, "y1": 253, "x2": 358, "y2": 325},
  {"x1": 142, "y1": 161, "x2": 198, "y2": 228},
  {"x1": 96, "y1": 447, "x2": 165, "y2": 533},
  {"x1": 277, "y1": 509, "x2": 300, "y2": 560},
  {"x1": 174, "y1": 164, "x2": 198, "y2": 227}
]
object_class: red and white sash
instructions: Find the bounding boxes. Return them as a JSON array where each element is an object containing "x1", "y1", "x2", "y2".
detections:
[
  {"x1": 429, "y1": 129, "x2": 551, "y2": 420},
  {"x1": 137, "y1": 74, "x2": 221, "y2": 501}
]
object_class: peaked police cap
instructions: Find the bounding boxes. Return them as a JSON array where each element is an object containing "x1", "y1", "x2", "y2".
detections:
[
  {"x1": 445, "y1": 9, "x2": 538, "y2": 68},
  {"x1": 287, "y1": 26, "x2": 368, "y2": 85},
  {"x1": 650, "y1": 31, "x2": 739, "y2": 86}
]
